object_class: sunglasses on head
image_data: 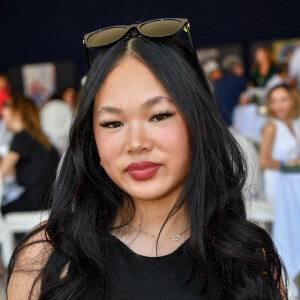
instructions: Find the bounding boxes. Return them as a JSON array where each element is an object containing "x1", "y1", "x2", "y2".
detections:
[{"x1": 83, "y1": 18, "x2": 200, "y2": 71}]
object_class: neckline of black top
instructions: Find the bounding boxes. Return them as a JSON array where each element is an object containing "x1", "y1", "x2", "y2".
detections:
[{"x1": 108, "y1": 233, "x2": 190, "y2": 259}]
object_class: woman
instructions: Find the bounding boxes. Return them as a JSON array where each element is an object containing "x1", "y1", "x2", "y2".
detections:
[
  {"x1": 6, "y1": 19, "x2": 287, "y2": 299},
  {"x1": 250, "y1": 46, "x2": 278, "y2": 87},
  {"x1": 0, "y1": 94, "x2": 59, "y2": 215},
  {"x1": 259, "y1": 84, "x2": 300, "y2": 297},
  {"x1": 259, "y1": 84, "x2": 300, "y2": 200}
]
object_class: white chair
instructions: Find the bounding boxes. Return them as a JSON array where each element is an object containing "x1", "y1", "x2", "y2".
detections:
[
  {"x1": 245, "y1": 200, "x2": 274, "y2": 230},
  {"x1": 40, "y1": 100, "x2": 73, "y2": 156},
  {"x1": 231, "y1": 131, "x2": 275, "y2": 231},
  {"x1": 0, "y1": 174, "x2": 49, "y2": 267},
  {"x1": 232, "y1": 103, "x2": 267, "y2": 144},
  {"x1": 231, "y1": 130, "x2": 264, "y2": 199}
]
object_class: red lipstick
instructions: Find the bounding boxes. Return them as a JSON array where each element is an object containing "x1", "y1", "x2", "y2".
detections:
[{"x1": 125, "y1": 161, "x2": 161, "y2": 180}]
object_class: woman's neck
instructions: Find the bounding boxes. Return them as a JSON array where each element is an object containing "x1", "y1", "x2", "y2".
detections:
[
  {"x1": 111, "y1": 193, "x2": 190, "y2": 257},
  {"x1": 259, "y1": 61, "x2": 270, "y2": 75},
  {"x1": 13, "y1": 123, "x2": 25, "y2": 132},
  {"x1": 130, "y1": 198, "x2": 189, "y2": 237},
  {"x1": 277, "y1": 116, "x2": 292, "y2": 126},
  {"x1": 10, "y1": 117, "x2": 25, "y2": 132}
]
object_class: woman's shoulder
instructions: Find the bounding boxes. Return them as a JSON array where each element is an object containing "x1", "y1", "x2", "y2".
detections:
[
  {"x1": 10, "y1": 129, "x2": 35, "y2": 150},
  {"x1": 13, "y1": 129, "x2": 32, "y2": 140},
  {"x1": 261, "y1": 121, "x2": 278, "y2": 144},
  {"x1": 263, "y1": 120, "x2": 277, "y2": 133},
  {"x1": 265, "y1": 118, "x2": 292, "y2": 133},
  {"x1": 13, "y1": 221, "x2": 52, "y2": 268},
  {"x1": 6, "y1": 221, "x2": 53, "y2": 299}
]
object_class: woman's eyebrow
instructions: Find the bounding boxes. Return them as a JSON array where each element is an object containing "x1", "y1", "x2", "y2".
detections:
[
  {"x1": 96, "y1": 96, "x2": 172, "y2": 116},
  {"x1": 142, "y1": 96, "x2": 173, "y2": 108},
  {"x1": 97, "y1": 106, "x2": 123, "y2": 116}
]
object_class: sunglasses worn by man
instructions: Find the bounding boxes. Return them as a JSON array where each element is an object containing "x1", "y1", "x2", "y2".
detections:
[{"x1": 83, "y1": 18, "x2": 200, "y2": 71}]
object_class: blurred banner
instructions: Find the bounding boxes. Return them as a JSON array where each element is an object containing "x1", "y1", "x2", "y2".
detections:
[
  {"x1": 21, "y1": 63, "x2": 57, "y2": 106},
  {"x1": 273, "y1": 38, "x2": 300, "y2": 63}
]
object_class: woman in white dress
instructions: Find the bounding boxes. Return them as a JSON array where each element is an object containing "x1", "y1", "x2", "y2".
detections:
[
  {"x1": 259, "y1": 84, "x2": 300, "y2": 296},
  {"x1": 259, "y1": 84, "x2": 300, "y2": 201}
]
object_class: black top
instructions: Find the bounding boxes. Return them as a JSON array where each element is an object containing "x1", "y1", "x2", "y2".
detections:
[
  {"x1": 10, "y1": 129, "x2": 59, "y2": 188},
  {"x1": 213, "y1": 74, "x2": 247, "y2": 126},
  {"x1": 250, "y1": 63, "x2": 278, "y2": 87},
  {"x1": 106, "y1": 234, "x2": 222, "y2": 300}
]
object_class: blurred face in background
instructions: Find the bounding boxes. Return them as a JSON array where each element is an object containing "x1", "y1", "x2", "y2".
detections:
[
  {"x1": 268, "y1": 87, "x2": 295, "y2": 121},
  {"x1": 0, "y1": 76, "x2": 11, "y2": 92},
  {"x1": 232, "y1": 64, "x2": 244, "y2": 76},
  {"x1": 62, "y1": 87, "x2": 77, "y2": 106},
  {"x1": 2, "y1": 101, "x2": 17, "y2": 131},
  {"x1": 255, "y1": 47, "x2": 270, "y2": 65},
  {"x1": 209, "y1": 69, "x2": 223, "y2": 83}
]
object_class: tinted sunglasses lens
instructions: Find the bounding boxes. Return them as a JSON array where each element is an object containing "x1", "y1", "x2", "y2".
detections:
[
  {"x1": 140, "y1": 19, "x2": 184, "y2": 37},
  {"x1": 86, "y1": 27, "x2": 128, "y2": 47}
]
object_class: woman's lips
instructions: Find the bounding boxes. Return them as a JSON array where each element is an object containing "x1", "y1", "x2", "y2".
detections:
[{"x1": 125, "y1": 161, "x2": 161, "y2": 180}]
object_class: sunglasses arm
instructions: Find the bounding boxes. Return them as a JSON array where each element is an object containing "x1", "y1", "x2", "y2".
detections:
[
  {"x1": 184, "y1": 25, "x2": 201, "y2": 71},
  {"x1": 184, "y1": 24, "x2": 212, "y2": 91}
]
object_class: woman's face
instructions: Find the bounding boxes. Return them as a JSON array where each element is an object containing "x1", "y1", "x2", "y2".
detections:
[
  {"x1": 2, "y1": 101, "x2": 15, "y2": 130},
  {"x1": 62, "y1": 87, "x2": 76, "y2": 105},
  {"x1": 93, "y1": 56, "x2": 190, "y2": 203},
  {"x1": 268, "y1": 87, "x2": 294, "y2": 120},
  {"x1": 255, "y1": 48, "x2": 268, "y2": 64}
]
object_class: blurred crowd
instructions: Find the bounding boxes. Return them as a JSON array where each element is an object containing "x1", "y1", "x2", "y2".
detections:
[
  {"x1": 0, "y1": 73, "x2": 79, "y2": 215},
  {"x1": 204, "y1": 43, "x2": 300, "y2": 294},
  {"x1": 203, "y1": 44, "x2": 300, "y2": 194}
]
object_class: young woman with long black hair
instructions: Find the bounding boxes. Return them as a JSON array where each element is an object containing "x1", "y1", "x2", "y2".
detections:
[{"x1": 6, "y1": 19, "x2": 287, "y2": 299}]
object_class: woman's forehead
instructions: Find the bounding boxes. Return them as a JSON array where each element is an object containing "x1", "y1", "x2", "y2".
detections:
[
  {"x1": 270, "y1": 87, "x2": 289, "y2": 98},
  {"x1": 94, "y1": 56, "x2": 171, "y2": 108}
]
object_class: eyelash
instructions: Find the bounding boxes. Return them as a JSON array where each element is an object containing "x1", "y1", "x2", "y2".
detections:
[
  {"x1": 150, "y1": 110, "x2": 175, "y2": 122},
  {"x1": 99, "y1": 111, "x2": 175, "y2": 128}
]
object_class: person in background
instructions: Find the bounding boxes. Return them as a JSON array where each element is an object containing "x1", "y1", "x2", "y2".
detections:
[
  {"x1": 0, "y1": 73, "x2": 11, "y2": 95},
  {"x1": 213, "y1": 55, "x2": 247, "y2": 125},
  {"x1": 202, "y1": 59, "x2": 222, "y2": 83},
  {"x1": 259, "y1": 84, "x2": 300, "y2": 201},
  {"x1": 266, "y1": 63, "x2": 295, "y2": 90},
  {"x1": 0, "y1": 73, "x2": 13, "y2": 148},
  {"x1": 61, "y1": 86, "x2": 78, "y2": 110},
  {"x1": 259, "y1": 84, "x2": 300, "y2": 297},
  {"x1": 0, "y1": 74, "x2": 11, "y2": 276},
  {"x1": 222, "y1": 54, "x2": 245, "y2": 76},
  {"x1": 250, "y1": 46, "x2": 278, "y2": 87},
  {"x1": 0, "y1": 94, "x2": 59, "y2": 215}
]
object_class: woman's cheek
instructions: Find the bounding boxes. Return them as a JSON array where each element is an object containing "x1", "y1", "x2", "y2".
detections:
[
  {"x1": 97, "y1": 133, "x2": 122, "y2": 162},
  {"x1": 160, "y1": 121, "x2": 188, "y2": 149}
]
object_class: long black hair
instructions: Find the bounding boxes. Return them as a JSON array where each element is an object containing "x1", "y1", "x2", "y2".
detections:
[{"x1": 7, "y1": 34, "x2": 287, "y2": 299}]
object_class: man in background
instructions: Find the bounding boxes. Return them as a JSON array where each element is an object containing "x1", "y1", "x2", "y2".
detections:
[{"x1": 213, "y1": 55, "x2": 247, "y2": 126}]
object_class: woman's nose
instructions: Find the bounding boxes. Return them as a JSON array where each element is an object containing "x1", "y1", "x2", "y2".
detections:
[{"x1": 126, "y1": 123, "x2": 152, "y2": 154}]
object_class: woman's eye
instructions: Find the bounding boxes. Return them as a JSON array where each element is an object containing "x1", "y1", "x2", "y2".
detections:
[
  {"x1": 100, "y1": 121, "x2": 123, "y2": 128},
  {"x1": 151, "y1": 112, "x2": 175, "y2": 122}
]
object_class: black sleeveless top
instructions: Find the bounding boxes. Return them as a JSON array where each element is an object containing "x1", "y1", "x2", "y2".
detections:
[{"x1": 106, "y1": 234, "x2": 222, "y2": 300}]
